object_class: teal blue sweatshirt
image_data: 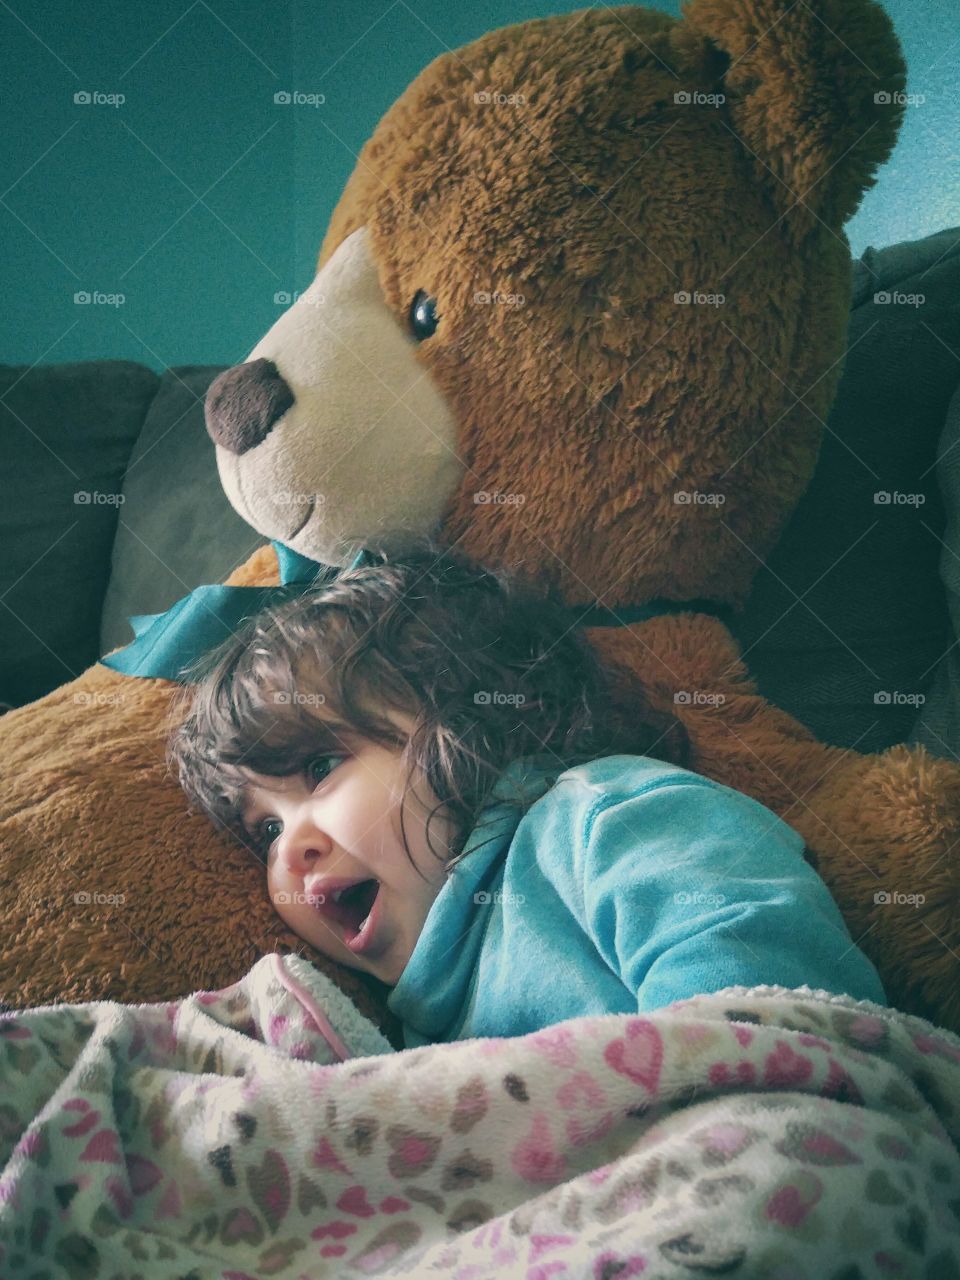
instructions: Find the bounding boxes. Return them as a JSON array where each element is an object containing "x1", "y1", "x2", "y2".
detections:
[{"x1": 386, "y1": 753, "x2": 886, "y2": 1047}]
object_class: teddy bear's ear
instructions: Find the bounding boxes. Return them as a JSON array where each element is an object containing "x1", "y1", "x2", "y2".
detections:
[{"x1": 678, "y1": 0, "x2": 907, "y2": 236}]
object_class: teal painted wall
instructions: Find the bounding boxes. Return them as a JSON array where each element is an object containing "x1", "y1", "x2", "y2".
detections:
[{"x1": 2, "y1": 0, "x2": 956, "y2": 372}]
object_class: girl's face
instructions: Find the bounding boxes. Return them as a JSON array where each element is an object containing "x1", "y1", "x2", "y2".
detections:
[{"x1": 239, "y1": 710, "x2": 455, "y2": 987}]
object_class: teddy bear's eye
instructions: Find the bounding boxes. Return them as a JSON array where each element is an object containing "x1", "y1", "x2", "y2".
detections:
[{"x1": 409, "y1": 290, "x2": 440, "y2": 341}]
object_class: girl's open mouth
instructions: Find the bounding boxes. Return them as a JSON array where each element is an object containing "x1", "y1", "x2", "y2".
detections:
[{"x1": 317, "y1": 879, "x2": 382, "y2": 954}]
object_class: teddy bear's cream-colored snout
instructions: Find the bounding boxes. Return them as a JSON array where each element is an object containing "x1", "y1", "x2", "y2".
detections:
[{"x1": 205, "y1": 226, "x2": 464, "y2": 567}]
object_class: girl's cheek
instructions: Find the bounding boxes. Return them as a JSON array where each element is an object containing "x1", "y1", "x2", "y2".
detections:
[{"x1": 266, "y1": 868, "x2": 285, "y2": 906}]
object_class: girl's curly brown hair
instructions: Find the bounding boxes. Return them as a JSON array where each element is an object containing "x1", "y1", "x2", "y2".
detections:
[{"x1": 165, "y1": 534, "x2": 690, "y2": 879}]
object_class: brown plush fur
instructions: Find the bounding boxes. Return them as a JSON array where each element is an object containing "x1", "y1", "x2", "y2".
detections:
[{"x1": 4, "y1": 2, "x2": 955, "y2": 1032}]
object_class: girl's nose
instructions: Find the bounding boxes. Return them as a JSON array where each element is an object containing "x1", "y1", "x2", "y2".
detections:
[{"x1": 277, "y1": 820, "x2": 332, "y2": 875}]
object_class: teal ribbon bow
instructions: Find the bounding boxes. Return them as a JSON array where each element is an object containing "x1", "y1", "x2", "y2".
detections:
[{"x1": 98, "y1": 541, "x2": 376, "y2": 682}]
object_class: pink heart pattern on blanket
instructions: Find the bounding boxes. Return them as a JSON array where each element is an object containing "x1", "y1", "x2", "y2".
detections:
[{"x1": 603, "y1": 1018, "x2": 664, "y2": 1091}]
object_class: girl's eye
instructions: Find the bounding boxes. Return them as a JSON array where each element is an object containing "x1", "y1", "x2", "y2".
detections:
[
  {"x1": 253, "y1": 756, "x2": 348, "y2": 858},
  {"x1": 306, "y1": 754, "x2": 346, "y2": 786},
  {"x1": 259, "y1": 818, "x2": 283, "y2": 849}
]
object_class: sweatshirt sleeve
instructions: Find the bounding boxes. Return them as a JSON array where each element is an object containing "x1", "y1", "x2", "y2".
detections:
[{"x1": 578, "y1": 776, "x2": 887, "y2": 1012}]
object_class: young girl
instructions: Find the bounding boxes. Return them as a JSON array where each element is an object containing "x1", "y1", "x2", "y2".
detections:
[{"x1": 167, "y1": 536, "x2": 886, "y2": 1049}]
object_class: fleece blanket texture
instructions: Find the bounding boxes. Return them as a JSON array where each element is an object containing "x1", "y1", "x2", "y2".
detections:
[{"x1": 1, "y1": 952, "x2": 959, "y2": 1279}]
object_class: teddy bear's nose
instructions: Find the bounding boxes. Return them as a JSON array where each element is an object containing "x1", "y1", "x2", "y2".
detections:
[{"x1": 204, "y1": 358, "x2": 295, "y2": 455}]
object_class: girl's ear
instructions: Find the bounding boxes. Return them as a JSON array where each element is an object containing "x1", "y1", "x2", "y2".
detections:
[{"x1": 675, "y1": 0, "x2": 907, "y2": 239}]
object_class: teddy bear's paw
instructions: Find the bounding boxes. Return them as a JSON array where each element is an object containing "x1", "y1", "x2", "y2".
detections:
[{"x1": 797, "y1": 742, "x2": 960, "y2": 1033}]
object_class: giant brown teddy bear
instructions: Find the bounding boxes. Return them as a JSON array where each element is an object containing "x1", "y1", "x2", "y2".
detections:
[{"x1": 3, "y1": 0, "x2": 957, "y2": 1042}]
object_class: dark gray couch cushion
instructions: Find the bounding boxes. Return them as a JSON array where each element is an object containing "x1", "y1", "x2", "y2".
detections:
[
  {"x1": 99, "y1": 367, "x2": 265, "y2": 658},
  {"x1": 0, "y1": 360, "x2": 159, "y2": 708},
  {"x1": 729, "y1": 226, "x2": 960, "y2": 754}
]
